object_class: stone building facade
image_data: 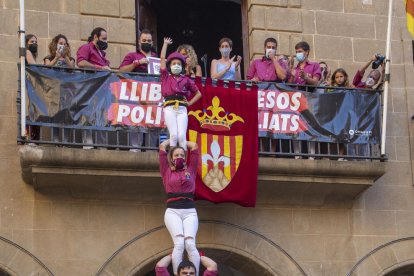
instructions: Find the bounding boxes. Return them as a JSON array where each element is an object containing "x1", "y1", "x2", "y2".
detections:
[{"x1": 0, "y1": 0, "x2": 413, "y2": 275}]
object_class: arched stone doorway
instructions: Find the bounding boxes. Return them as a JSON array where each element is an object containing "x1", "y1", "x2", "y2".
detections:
[
  {"x1": 0, "y1": 267, "x2": 13, "y2": 276},
  {"x1": 136, "y1": 248, "x2": 274, "y2": 276},
  {"x1": 96, "y1": 220, "x2": 306, "y2": 276},
  {"x1": 347, "y1": 237, "x2": 414, "y2": 276},
  {"x1": 0, "y1": 236, "x2": 53, "y2": 276},
  {"x1": 383, "y1": 263, "x2": 414, "y2": 276}
]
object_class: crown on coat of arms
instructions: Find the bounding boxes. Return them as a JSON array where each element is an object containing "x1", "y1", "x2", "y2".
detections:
[{"x1": 188, "y1": 96, "x2": 244, "y2": 131}]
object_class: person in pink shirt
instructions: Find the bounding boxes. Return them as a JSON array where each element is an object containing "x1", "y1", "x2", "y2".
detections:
[
  {"x1": 246, "y1": 37, "x2": 288, "y2": 82},
  {"x1": 119, "y1": 29, "x2": 157, "y2": 73},
  {"x1": 119, "y1": 29, "x2": 159, "y2": 151},
  {"x1": 289, "y1": 41, "x2": 321, "y2": 87},
  {"x1": 159, "y1": 139, "x2": 201, "y2": 276},
  {"x1": 76, "y1": 27, "x2": 110, "y2": 70},
  {"x1": 352, "y1": 55, "x2": 384, "y2": 89},
  {"x1": 289, "y1": 41, "x2": 321, "y2": 159},
  {"x1": 76, "y1": 27, "x2": 111, "y2": 149},
  {"x1": 160, "y1": 37, "x2": 202, "y2": 149},
  {"x1": 155, "y1": 254, "x2": 218, "y2": 276}
]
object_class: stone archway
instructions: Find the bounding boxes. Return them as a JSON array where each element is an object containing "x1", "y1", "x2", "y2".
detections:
[
  {"x1": 382, "y1": 262, "x2": 414, "y2": 276},
  {"x1": 0, "y1": 236, "x2": 53, "y2": 276},
  {"x1": 96, "y1": 220, "x2": 307, "y2": 276},
  {"x1": 347, "y1": 237, "x2": 414, "y2": 276}
]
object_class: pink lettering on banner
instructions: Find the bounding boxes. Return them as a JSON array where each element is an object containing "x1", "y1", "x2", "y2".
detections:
[{"x1": 108, "y1": 80, "x2": 165, "y2": 127}]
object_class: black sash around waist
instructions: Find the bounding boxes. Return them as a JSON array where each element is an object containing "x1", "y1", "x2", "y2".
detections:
[{"x1": 166, "y1": 192, "x2": 195, "y2": 209}]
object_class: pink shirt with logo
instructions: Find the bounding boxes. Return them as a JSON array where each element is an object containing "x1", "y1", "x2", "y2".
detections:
[
  {"x1": 159, "y1": 149, "x2": 199, "y2": 194},
  {"x1": 120, "y1": 51, "x2": 158, "y2": 73},
  {"x1": 246, "y1": 57, "x2": 288, "y2": 82},
  {"x1": 155, "y1": 267, "x2": 217, "y2": 276},
  {"x1": 76, "y1": 42, "x2": 110, "y2": 67},
  {"x1": 160, "y1": 68, "x2": 199, "y2": 98},
  {"x1": 292, "y1": 60, "x2": 321, "y2": 85}
]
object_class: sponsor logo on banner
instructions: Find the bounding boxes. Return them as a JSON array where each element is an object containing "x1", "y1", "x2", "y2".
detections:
[
  {"x1": 349, "y1": 129, "x2": 372, "y2": 137},
  {"x1": 188, "y1": 96, "x2": 244, "y2": 192}
]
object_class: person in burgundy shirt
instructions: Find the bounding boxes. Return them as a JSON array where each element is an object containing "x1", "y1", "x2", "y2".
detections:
[
  {"x1": 119, "y1": 29, "x2": 157, "y2": 73},
  {"x1": 246, "y1": 37, "x2": 288, "y2": 82},
  {"x1": 76, "y1": 27, "x2": 110, "y2": 70},
  {"x1": 159, "y1": 139, "x2": 201, "y2": 275},
  {"x1": 352, "y1": 55, "x2": 384, "y2": 89},
  {"x1": 288, "y1": 41, "x2": 321, "y2": 159},
  {"x1": 160, "y1": 37, "x2": 202, "y2": 150},
  {"x1": 289, "y1": 41, "x2": 321, "y2": 87},
  {"x1": 76, "y1": 27, "x2": 110, "y2": 149},
  {"x1": 155, "y1": 254, "x2": 218, "y2": 276},
  {"x1": 119, "y1": 29, "x2": 159, "y2": 151}
]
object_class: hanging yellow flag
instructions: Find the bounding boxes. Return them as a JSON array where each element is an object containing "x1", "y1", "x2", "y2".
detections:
[{"x1": 407, "y1": 0, "x2": 414, "y2": 37}]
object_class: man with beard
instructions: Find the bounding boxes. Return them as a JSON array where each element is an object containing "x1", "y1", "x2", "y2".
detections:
[
  {"x1": 120, "y1": 29, "x2": 160, "y2": 151},
  {"x1": 120, "y1": 29, "x2": 157, "y2": 73}
]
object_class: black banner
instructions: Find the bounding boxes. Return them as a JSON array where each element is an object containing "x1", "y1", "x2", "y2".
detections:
[{"x1": 25, "y1": 65, "x2": 381, "y2": 144}]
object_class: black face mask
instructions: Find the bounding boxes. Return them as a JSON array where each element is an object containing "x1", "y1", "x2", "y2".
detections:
[
  {"x1": 96, "y1": 40, "x2": 108, "y2": 50},
  {"x1": 28, "y1": 44, "x2": 38, "y2": 54},
  {"x1": 140, "y1": 43, "x2": 152, "y2": 53}
]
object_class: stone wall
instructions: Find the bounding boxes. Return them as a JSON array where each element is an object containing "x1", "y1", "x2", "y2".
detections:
[{"x1": 0, "y1": 0, "x2": 413, "y2": 275}]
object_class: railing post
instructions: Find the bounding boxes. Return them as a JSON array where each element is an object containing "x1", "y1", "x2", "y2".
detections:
[
  {"x1": 380, "y1": 0, "x2": 393, "y2": 156},
  {"x1": 19, "y1": 0, "x2": 26, "y2": 138}
]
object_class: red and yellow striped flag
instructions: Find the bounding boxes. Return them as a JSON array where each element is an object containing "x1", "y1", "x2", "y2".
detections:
[{"x1": 407, "y1": 0, "x2": 414, "y2": 37}]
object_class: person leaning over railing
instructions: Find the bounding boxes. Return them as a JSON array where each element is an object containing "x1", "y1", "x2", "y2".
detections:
[
  {"x1": 349, "y1": 55, "x2": 385, "y2": 159},
  {"x1": 119, "y1": 29, "x2": 160, "y2": 152},
  {"x1": 76, "y1": 27, "x2": 111, "y2": 149},
  {"x1": 43, "y1": 34, "x2": 75, "y2": 145},
  {"x1": 210, "y1": 37, "x2": 242, "y2": 80},
  {"x1": 289, "y1": 41, "x2": 321, "y2": 160}
]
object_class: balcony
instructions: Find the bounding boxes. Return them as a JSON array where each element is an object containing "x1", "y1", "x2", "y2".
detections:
[{"x1": 18, "y1": 65, "x2": 386, "y2": 206}]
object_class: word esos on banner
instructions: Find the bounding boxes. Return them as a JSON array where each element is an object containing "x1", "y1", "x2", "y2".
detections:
[
  {"x1": 108, "y1": 80, "x2": 165, "y2": 127},
  {"x1": 257, "y1": 90, "x2": 308, "y2": 133}
]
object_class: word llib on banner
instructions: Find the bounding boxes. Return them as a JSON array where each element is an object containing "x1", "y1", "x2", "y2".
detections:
[{"x1": 108, "y1": 80, "x2": 165, "y2": 127}]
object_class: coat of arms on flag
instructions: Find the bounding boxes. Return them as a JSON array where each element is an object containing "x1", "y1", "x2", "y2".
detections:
[{"x1": 187, "y1": 81, "x2": 258, "y2": 207}]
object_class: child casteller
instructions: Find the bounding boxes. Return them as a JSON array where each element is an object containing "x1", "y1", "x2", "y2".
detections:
[{"x1": 160, "y1": 37, "x2": 202, "y2": 150}]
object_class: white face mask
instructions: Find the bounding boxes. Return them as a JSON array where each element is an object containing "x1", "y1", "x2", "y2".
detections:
[
  {"x1": 171, "y1": 64, "x2": 182, "y2": 75},
  {"x1": 296, "y1": 52, "x2": 306, "y2": 62},
  {"x1": 265, "y1": 48, "x2": 276, "y2": 58},
  {"x1": 366, "y1": 77, "x2": 376, "y2": 87},
  {"x1": 220, "y1": 48, "x2": 231, "y2": 57}
]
